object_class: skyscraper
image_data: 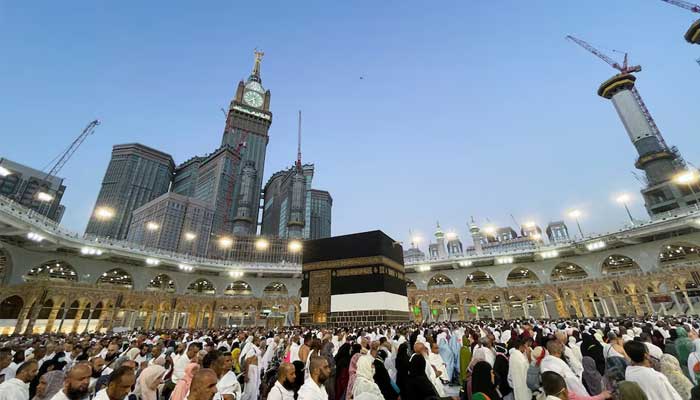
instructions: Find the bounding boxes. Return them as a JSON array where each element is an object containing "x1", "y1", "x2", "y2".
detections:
[
  {"x1": 85, "y1": 144, "x2": 174, "y2": 239},
  {"x1": 309, "y1": 189, "x2": 332, "y2": 240},
  {"x1": 0, "y1": 158, "x2": 66, "y2": 222},
  {"x1": 220, "y1": 50, "x2": 273, "y2": 235},
  {"x1": 261, "y1": 164, "x2": 314, "y2": 238}
]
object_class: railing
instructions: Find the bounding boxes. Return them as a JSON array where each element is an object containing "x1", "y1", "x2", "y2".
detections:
[
  {"x1": 0, "y1": 196, "x2": 302, "y2": 273},
  {"x1": 406, "y1": 210, "x2": 699, "y2": 266}
]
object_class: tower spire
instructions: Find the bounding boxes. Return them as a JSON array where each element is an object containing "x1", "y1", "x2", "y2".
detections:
[
  {"x1": 251, "y1": 49, "x2": 264, "y2": 79},
  {"x1": 296, "y1": 110, "x2": 302, "y2": 171}
]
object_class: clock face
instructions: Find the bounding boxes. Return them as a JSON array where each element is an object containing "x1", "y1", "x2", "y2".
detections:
[
  {"x1": 245, "y1": 81, "x2": 264, "y2": 92},
  {"x1": 243, "y1": 91, "x2": 263, "y2": 108}
]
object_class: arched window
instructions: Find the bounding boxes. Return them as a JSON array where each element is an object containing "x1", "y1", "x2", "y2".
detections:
[
  {"x1": 427, "y1": 274, "x2": 454, "y2": 289},
  {"x1": 27, "y1": 260, "x2": 78, "y2": 282},
  {"x1": 551, "y1": 262, "x2": 588, "y2": 281},
  {"x1": 602, "y1": 255, "x2": 641, "y2": 275},
  {"x1": 97, "y1": 268, "x2": 133, "y2": 288},
  {"x1": 147, "y1": 274, "x2": 176, "y2": 293},
  {"x1": 263, "y1": 282, "x2": 288, "y2": 296},
  {"x1": 224, "y1": 281, "x2": 252, "y2": 296},
  {"x1": 464, "y1": 271, "x2": 494, "y2": 287},
  {"x1": 187, "y1": 279, "x2": 215, "y2": 295}
]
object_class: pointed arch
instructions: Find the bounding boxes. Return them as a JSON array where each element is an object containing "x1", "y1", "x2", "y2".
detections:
[
  {"x1": 97, "y1": 268, "x2": 133, "y2": 288},
  {"x1": 427, "y1": 274, "x2": 454, "y2": 289},
  {"x1": 26, "y1": 260, "x2": 77, "y2": 282},
  {"x1": 0, "y1": 296, "x2": 23, "y2": 319},
  {"x1": 187, "y1": 279, "x2": 215, "y2": 295},
  {"x1": 551, "y1": 262, "x2": 588, "y2": 282},
  {"x1": 146, "y1": 274, "x2": 176, "y2": 293}
]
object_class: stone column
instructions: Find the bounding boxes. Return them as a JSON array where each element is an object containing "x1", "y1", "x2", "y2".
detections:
[
  {"x1": 82, "y1": 308, "x2": 95, "y2": 334},
  {"x1": 540, "y1": 301, "x2": 548, "y2": 318},
  {"x1": 609, "y1": 297, "x2": 620, "y2": 316},
  {"x1": 591, "y1": 297, "x2": 600, "y2": 317},
  {"x1": 44, "y1": 302, "x2": 62, "y2": 334},
  {"x1": 579, "y1": 298, "x2": 588, "y2": 318},
  {"x1": 23, "y1": 301, "x2": 42, "y2": 336},
  {"x1": 644, "y1": 294, "x2": 655, "y2": 315},
  {"x1": 13, "y1": 304, "x2": 32, "y2": 335},
  {"x1": 554, "y1": 296, "x2": 567, "y2": 317},
  {"x1": 682, "y1": 291, "x2": 696, "y2": 314},
  {"x1": 522, "y1": 301, "x2": 529, "y2": 318},
  {"x1": 489, "y1": 304, "x2": 494, "y2": 319},
  {"x1": 600, "y1": 298, "x2": 611, "y2": 317},
  {"x1": 629, "y1": 292, "x2": 643, "y2": 315}
]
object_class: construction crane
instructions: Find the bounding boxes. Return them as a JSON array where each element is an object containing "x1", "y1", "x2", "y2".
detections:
[
  {"x1": 566, "y1": 35, "x2": 641, "y2": 74},
  {"x1": 37, "y1": 119, "x2": 100, "y2": 202},
  {"x1": 566, "y1": 35, "x2": 667, "y2": 148},
  {"x1": 661, "y1": 0, "x2": 700, "y2": 13},
  {"x1": 659, "y1": 0, "x2": 700, "y2": 44}
]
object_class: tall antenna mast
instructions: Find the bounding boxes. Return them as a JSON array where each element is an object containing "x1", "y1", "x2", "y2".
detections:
[{"x1": 296, "y1": 110, "x2": 302, "y2": 171}]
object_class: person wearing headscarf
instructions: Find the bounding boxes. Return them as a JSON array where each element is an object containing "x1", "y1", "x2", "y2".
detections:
[
  {"x1": 688, "y1": 338, "x2": 700, "y2": 384},
  {"x1": 675, "y1": 327, "x2": 694, "y2": 376},
  {"x1": 230, "y1": 345, "x2": 241, "y2": 375},
  {"x1": 32, "y1": 370, "x2": 64, "y2": 400},
  {"x1": 333, "y1": 343, "x2": 352, "y2": 400},
  {"x1": 351, "y1": 355, "x2": 383, "y2": 400},
  {"x1": 459, "y1": 334, "x2": 472, "y2": 386},
  {"x1": 580, "y1": 333, "x2": 605, "y2": 375},
  {"x1": 617, "y1": 381, "x2": 648, "y2": 400},
  {"x1": 320, "y1": 337, "x2": 336, "y2": 400},
  {"x1": 405, "y1": 352, "x2": 439, "y2": 400},
  {"x1": 437, "y1": 332, "x2": 455, "y2": 382},
  {"x1": 169, "y1": 363, "x2": 198, "y2": 400},
  {"x1": 394, "y1": 342, "x2": 410, "y2": 398},
  {"x1": 344, "y1": 353, "x2": 361, "y2": 400},
  {"x1": 581, "y1": 356, "x2": 603, "y2": 396},
  {"x1": 469, "y1": 361, "x2": 501, "y2": 400},
  {"x1": 450, "y1": 329, "x2": 462, "y2": 381},
  {"x1": 134, "y1": 364, "x2": 165, "y2": 400},
  {"x1": 660, "y1": 354, "x2": 693, "y2": 400},
  {"x1": 373, "y1": 349, "x2": 398, "y2": 400}
]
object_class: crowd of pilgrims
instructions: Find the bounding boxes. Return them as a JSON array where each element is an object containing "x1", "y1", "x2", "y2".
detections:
[{"x1": 2, "y1": 318, "x2": 700, "y2": 400}]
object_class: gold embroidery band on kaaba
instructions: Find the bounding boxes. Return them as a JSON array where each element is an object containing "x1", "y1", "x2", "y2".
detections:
[{"x1": 303, "y1": 256, "x2": 404, "y2": 273}]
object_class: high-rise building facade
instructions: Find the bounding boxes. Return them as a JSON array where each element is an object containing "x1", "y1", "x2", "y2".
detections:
[
  {"x1": 261, "y1": 164, "x2": 314, "y2": 239},
  {"x1": 85, "y1": 144, "x2": 174, "y2": 239},
  {"x1": 309, "y1": 189, "x2": 332, "y2": 240},
  {"x1": 0, "y1": 158, "x2": 66, "y2": 222},
  {"x1": 220, "y1": 51, "x2": 273, "y2": 235},
  {"x1": 189, "y1": 146, "x2": 241, "y2": 237},
  {"x1": 126, "y1": 192, "x2": 214, "y2": 256}
]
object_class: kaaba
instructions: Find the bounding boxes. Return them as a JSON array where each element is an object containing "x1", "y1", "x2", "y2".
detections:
[{"x1": 300, "y1": 230, "x2": 410, "y2": 326}]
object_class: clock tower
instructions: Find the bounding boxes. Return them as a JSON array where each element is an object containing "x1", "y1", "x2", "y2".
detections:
[{"x1": 222, "y1": 50, "x2": 273, "y2": 235}]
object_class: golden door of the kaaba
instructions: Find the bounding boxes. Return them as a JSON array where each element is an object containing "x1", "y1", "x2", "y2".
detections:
[{"x1": 308, "y1": 269, "x2": 331, "y2": 323}]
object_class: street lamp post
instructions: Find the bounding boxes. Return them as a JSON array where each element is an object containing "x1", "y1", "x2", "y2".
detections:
[
  {"x1": 674, "y1": 170, "x2": 700, "y2": 210},
  {"x1": 568, "y1": 210, "x2": 584, "y2": 239},
  {"x1": 616, "y1": 194, "x2": 635, "y2": 225}
]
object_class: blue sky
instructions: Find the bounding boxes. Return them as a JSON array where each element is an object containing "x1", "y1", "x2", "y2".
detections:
[{"x1": 1, "y1": 1, "x2": 699, "y2": 248}]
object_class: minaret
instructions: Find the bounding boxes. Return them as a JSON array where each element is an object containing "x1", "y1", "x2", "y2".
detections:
[
  {"x1": 468, "y1": 217, "x2": 484, "y2": 255},
  {"x1": 434, "y1": 222, "x2": 447, "y2": 259},
  {"x1": 287, "y1": 111, "x2": 306, "y2": 239},
  {"x1": 597, "y1": 74, "x2": 695, "y2": 215}
]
